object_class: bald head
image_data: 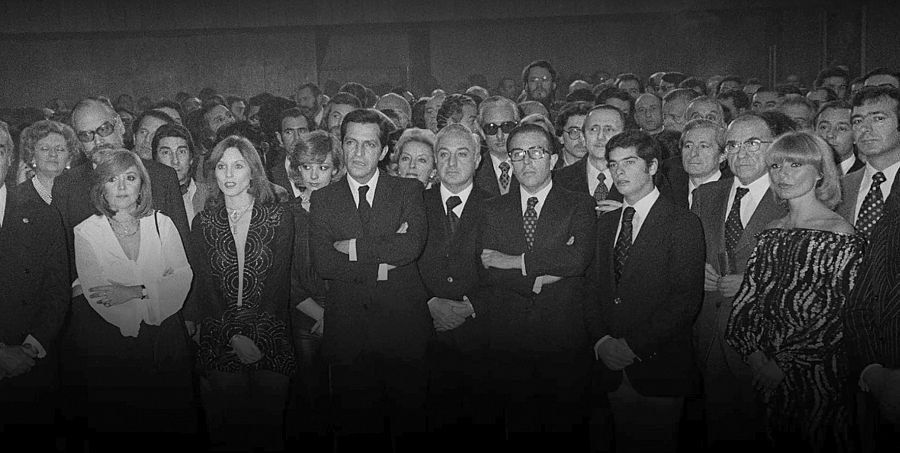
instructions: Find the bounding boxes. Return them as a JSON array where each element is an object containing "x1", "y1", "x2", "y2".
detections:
[
  {"x1": 685, "y1": 96, "x2": 725, "y2": 127},
  {"x1": 72, "y1": 97, "x2": 126, "y2": 162}
]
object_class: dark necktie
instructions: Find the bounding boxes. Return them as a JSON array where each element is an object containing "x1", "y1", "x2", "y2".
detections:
[
  {"x1": 614, "y1": 207, "x2": 636, "y2": 283},
  {"x1": 593, "y1": 172, "x2": 609, "y2": 203},
  {"x1": 523, "y1": 197, "x2": 539, "y2": 251},
  {"x1": 499, "y1": 161, "x2": 511, "y2": 192},
  {"x1": 357, "y1": 185, "x2": 371, "y2": 228},
  {"x1": 180, "y1": 183, "x2": 189, "y2": 195},
  {"x1": 446, "y1": 195, "x2": 462, "y2": 236},
  {"x1": 856, "y1": 172, "x2": 886, "y2": 239},
  {"x1": 724, "y1": 187, "x2": 749, "y2": 255}
]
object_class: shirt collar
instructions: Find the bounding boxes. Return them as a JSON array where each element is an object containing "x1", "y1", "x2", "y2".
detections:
[
  {"x1": 732, "y1": 172, "x2": 771, "y2": 201},
  {"x1": 864, "y1": 159, "x2": 900, "y2": 187},
  {"x1": 347, "y1": 168, "x2": 381, "y2": 194},
  {"x1": 622, "y1": 186, "x2": 660, "y2": 220},
  {"x1": 490, "y1": 153, "x2": 510, "y2": 177},
  {"x1": 688, "y1": 169, "x2": 721, "y2": 192},
  {"x1": 440, "y1": 182, "x2": 474, "y2": 215},
  {"x1": 520, "y1": 180, "x2": 553, "y2": 215}
]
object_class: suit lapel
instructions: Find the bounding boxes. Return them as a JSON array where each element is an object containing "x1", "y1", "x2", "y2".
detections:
[
  {"x1": 476, "y1": 158, "x2": 500, "y2": 196},
  {"x1": 533, "y1": 185, "x2": 564, "y2": 247},
  {"x1": 504, "y1": 192, "x2": 528, "y2": 253},
  {"x1": 597, "y1": 210, "x2": 619, "y2": 285},
  {"x1": 370, "y1": 174, "x2": 395, "y2": 235},
  {"x1": 734, "y1": 187, "x2": 781, "y2": 254},
  {"x1": 621, "y1": 197, "x2": 670, "y2": 281},
  {"x1": 578, "y1": 159, "x2": 591, "y2": 194},
  {"x1": 337, "y1": 177, "x2": 364, "y2": 237}
]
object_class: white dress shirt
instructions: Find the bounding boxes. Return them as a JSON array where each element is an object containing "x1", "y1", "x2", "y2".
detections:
[
  {"x1": 853, "y1": 160, "x2": 900, "y2": 219},
  {"x1": 839, "y1": 155, "x2": 857, "y2": 175},
  {"x1": 725, "y1": 174, "x2": 771, "y2": 227},
  {"x1": 614, "y1": 187, "x2": 661, "y2": 244},
  {"x1": 688, "y1": 170, "x2": 721, "y2": 208},
  {"x1": 587, "y1": 160, "x2": 613, "y2": 195},
  {"x1": 0, "y1": 184, "x2": 6, "y2": 228},
  {"x1": 74, "y1": 212, "x2": 193, "y2": 337},
  {"x1": 183, "y1": 178, "x2": 197, "y2": 225}
]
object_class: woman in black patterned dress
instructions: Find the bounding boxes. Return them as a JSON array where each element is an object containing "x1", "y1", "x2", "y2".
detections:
[
  {"x1": 725, "y1": 132, "x2": 865, "y2": 452},
  {"x1": 185, "y1": 135, "x2": 295, "y2": 451}
]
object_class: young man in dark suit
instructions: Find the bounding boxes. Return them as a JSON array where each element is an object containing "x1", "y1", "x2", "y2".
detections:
[
  {"x1": 474, "y1": 96, "x2": 520, "y2": 196},
  {"x1": 586, "y1": 130, "x2": 705, "y2": 453},
  {"x1": 309, "y1": 108, "x2": 430, "y2": 451},
  {"x1": 479, "y1": 123, "x2": 596, "y2": 447},
  {"x1": 418, "y1": 124, "x2": 498, "y2": 446},
  {"x1": 0, "y1": 137, "x2": 70, "y2": 448},
  {"x1": 554, "y1": 104, "x2": 625, "y2": 215},
  {"x1": 690, "y1": 112, "x2": 789, "y2": 449}
]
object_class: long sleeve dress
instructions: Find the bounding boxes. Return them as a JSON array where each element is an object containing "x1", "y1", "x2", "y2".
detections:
[
  {"x1": 186, "y1": 202, "x2": 296, "y2": 377},
  {"x1": 725, "y1": 228, "x2": 865, "y2": 451}
]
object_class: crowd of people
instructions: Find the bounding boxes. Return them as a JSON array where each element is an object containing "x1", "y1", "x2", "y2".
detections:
[{"x1": 0, "y1": 60, "x2": 899, "y2": 453}]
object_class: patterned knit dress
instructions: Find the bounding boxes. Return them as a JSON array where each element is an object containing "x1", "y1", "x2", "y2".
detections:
[{"x1": 725, "y1": 228, "x2": 865, "y2": 451}]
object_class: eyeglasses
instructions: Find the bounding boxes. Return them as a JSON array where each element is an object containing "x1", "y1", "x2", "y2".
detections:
[
  {"x1": 508, "y1": 146, "x2": 549, "y2": 162},
  {"x1": 76, "y1": 121, "x2": 117, "y2": 143},
  {"x1": 564, "y1": 127, "x2": 583, "y2": 139},
  {"x1": 724, "y1": 138, "x2": 772, "y2": 154},
  {"x1": 528, "y1": 76, "x2": 552, "y2": 84},
  {"x1": 482, "y1": 121, "x2": 517, "y2": 135}
]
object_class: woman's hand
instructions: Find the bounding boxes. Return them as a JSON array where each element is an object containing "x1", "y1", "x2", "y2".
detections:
[
  {"x1": 89, "y1": 280, "x2": 141, "y2": 307},
  {"x1": 752, "y1": 355, "x2": 785, "y2": 395},
  {"x1": 229, "y1": 335, "x2": 263, "y2": 364}
]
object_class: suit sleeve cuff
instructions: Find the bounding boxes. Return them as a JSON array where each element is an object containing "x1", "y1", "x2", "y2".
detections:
[
  {"x1": 24, "y1": 335, "x2": 47, "y2": 359},
  {"x1": 597, "y1": 335, "x2": 613, "y2": 347},
  {"x1": 349, "y1": 238, "x2": 357, "y2": 261},
  {"x1": 859, "y1": 363, "x2": 884, "y2": 392}
]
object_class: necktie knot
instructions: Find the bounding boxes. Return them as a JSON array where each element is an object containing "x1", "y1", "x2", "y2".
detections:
[
  {"x1": 180, "y1": 183, "x2": 189, "y2": 195},
  {"x1": 621, "y1": 206, "x2": 636, "y2": 223},
  {"x1": 597, "y1": 172, "x2": 606, "y2": 183},
  {"x1": 499, "y1": 161, "x2": 511, "y2": 173},
  {"x1": 873, "y1": 172, "x2": 886, "y2": 186},
  {"x1": 446, "y1": 195, "x2": 462, "y2": 213},
  {"x1": 734, "y1": 187, "x2": 749, "y2": 201},
  {"x1": 358, "y1": 185, "x2": 369, "y2": 204},
  {"x1": 527, "y1": 197, "x2": 539, "y2": 210}
]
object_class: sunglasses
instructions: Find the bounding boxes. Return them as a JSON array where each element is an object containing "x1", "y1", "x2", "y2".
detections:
[
  {"x1": 482, "y1": 121, "x2": 518, "y2": 135},
  {"x1": 76, "y1": 121, "x2": 117, "y2": 143}
]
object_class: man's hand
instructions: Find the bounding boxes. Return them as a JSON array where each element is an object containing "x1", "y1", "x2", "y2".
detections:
[
  {"x1": 229, "y1": 335, "x2": 263, "y2": 364},
  {"x1": 333, "y1": 240, "x2": 351, "y2": 255},
  {"x1": 717, "y1": 273, "x2": 744, "y2": 298},
  {"x1": 428, "y1": 298, "x2": 467, "y2": 332},
  {"x1": 595, "y1": 200, "x2": 623, "y2": 215},
  {"x1": 593, "y1": 337, "x2": 636, "y2": 371},
  {"x1": 0, "y1": 344, "x2": 36, "y2": 377},
  {"x1": 704, "y1": 263, "x2": 721, "y2": 292},
  {"x1": 481, "y1": 249, "x2": 522, "y2": 270},
  {"x1": 750, "y1": 352, "x2": 784, "y2": 395},
  {"x1": 867, "y1": 367, "x2": 900, "y2": 424}
]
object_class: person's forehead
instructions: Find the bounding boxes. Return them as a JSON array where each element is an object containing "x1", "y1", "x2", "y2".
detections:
[
  {"x1": 823, "y1": 76, "x2": 846, "y2": 84},
  {"x1": 220, "y1": 147, "x2": 246, "y2": 161},
  {"x1": 528, "y1": 66, "x2": 552, "y2": 78},
  {"x1": 400, "y1": 141, "x2": 432, "y2": 156},
  {"x1": 727, "y1": 118, "x2": 770, "y2": 138},
  {"x1": 619, "y1": 79, "x2": 639, "y2": 88},
  {"x1": 663, "y1": 98, "x2": 688, "y2": 110},
  {"x1": 865, "y1": 74, "x2": 900, "y2": 87},
  {"x1": 345, "y1": 122, "x2": 381, "y2": 140},
  {"x1": 74, "y1": 102, "x2": 116, "y2": 128},
  {"x1": 510, "y1": 130, "x2": 549, "y2": 148},
  {"x1": 684, "y1": 127, "x2": 718, "y2": 141},
  {"x1": 635, "y1": 94, "x2": 660, "y2": 107},
  {"x1": 482, "y1": 103, "x2": 516, "y2": 121},
  {"x1": 282, "y1": 115, "x2": 309, "y2": 129},
  {"x1": 159, "y1": 136, "x2": 188, "y2": 147},
  {"x1": 783, "y1": 104, "x2": 811, "y2": 115},
  {"x1": 140, "y1": 115, "x2": 167, "y2": 129},
  {"x1": 437, "y1": 131, "x2": 475, "y2": 151},
  {"x1": 586, "y1": 109, "x2": 623, "y2": 126},
  {"x1": 564, "y1": 114, "x2": 586, "y2": 128},
  {"x1": 688, "y1": 100, "x2": 719, "y2": 114},
  {"x1": 855, "y1": 96, "x2": 899, "y2": 115},
  {"x1": 298, "y1": 87, "x2": 315, "y2": 96},
  {"x1": 207, "y1": 105, "x2": 229, "y2": 117},
  {"x1": 331, "y1": 104, "x2": 356, "y2": 115},
  {"x1": 818, "y1": 107, "x2": 851, "y2": 122},
  {"x1": 609, "y1": 146, "x2": 639, "y2": 159}
]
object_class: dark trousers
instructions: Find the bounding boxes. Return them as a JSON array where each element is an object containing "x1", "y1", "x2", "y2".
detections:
[
  {"x1": 491, "y1": 348, "x2": 591, "y2": 449},
  {"x1": 286, "y1": 320, "x2": 330, "y2": 449},
  {"x1": 204, "y1": 369, "x2": 291, "y2": 452},
  {"x1": 0, "y1": 354, "x2": 60, "y2": 451},
  {"x1": 330, "y1": 352, "x2": 427, "y2": 451},
  {"x1": 606, "y1": 372, "x2": 684, "y2": 453}
]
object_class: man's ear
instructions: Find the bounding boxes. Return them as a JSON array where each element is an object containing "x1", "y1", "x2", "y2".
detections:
[
  {"x1": 379, "y1": 145, "x2": 389, "y2": 162},
  {"x1": 649, "y1": 158, "x2": 659, "y2": 176},
  {"x1": 276, "y1": 133, "x2": 284, "y2": 147},
  {"x1": 550, "y1": 153, "x2": 559, "y2": 168}
]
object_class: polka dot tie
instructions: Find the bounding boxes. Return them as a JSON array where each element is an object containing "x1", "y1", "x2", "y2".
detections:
[
  {"x1": 523, "y1": 197, "x2": 539, "y2": 251},
  {"x1": 594, "y1": 172, "x2": 609, "y2": 204},
  {"x1": 614, "y1": 207, "x2": 636, "y2": 283},
  {"x1": 724, "y1": 187, "x2": 749, "y2": 255},
  {"x1": 499, "y1": 161, "x2": 511, "y2": 192},
  {"x1": 856, "y1": 172, "x2": 886, "y2": 240}
]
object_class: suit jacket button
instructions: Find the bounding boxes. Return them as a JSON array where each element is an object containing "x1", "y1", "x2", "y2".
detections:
[
  {"x1": 446, "y1": 276, "x2": 454, "y2": 283},
  {"x1": 614, "y1": 297, "x2": 622, "y2": 305}
]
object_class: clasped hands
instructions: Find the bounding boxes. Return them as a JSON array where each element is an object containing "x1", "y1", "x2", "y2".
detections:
[
  {"x1": 704, "y1": 263, "x2": 742, "y2": 298},
  {"x1": 0, "y1": 342, "x2": 37, "y2": 380},
  {"x1": 228, "y1": 334, "x2": 263, "y2": 364},
  {"x1": 594, "y1": 337, "x2": 640, "y2": 371},
  {"x1": 428, "y1": 296, "x2": 474, "y2": 332}
]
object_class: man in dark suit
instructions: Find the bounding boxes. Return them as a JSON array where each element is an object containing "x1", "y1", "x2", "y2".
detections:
[
  {"x1": 553, "y1": 101, "x2": 592, "y2": 169},
  {"x1": 554, "y1": 105, "x2": 625, "y2": 215},
  {"x1": 835, "y1": 87, "x2": 900, "y2": 239},
  {"x1": 309, "y1": 109, "x2": 429, "y2": 451},
  {"x1": 474, "y1": 96, "x2": 520, "y2": 196},
  {"x1": 658, "y1": 119, "x2": 732, "y2": 209},
  {"x1": 417, "y1": 124, "x2": 497, "y2": 445},
  {"x1": 691, "y1": 112, "x2": 789, "y2": 450},
  {"x1": 815, "y1": 100, "x2": 865, "y2": 175},
  {"x1": 270, "y1": 107, "x2": 315, "y2": 198},
  {"x1": 0, "y1": 141, "x2": 70, "y2": 447},
  {"x1": 844, "y1": 87, "x2": 900, "y2": 450},
  {"x1": 479, "y1": 123, "x2": 595, "y2": 446},
  {"x1": 586, "y1": 130, "x2": 704, "y2": 453}
]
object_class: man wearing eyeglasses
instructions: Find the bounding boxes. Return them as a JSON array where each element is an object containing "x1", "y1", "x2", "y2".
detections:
[
  {"x1": 479, "y1": 123, "x2": 595, "y2": 444},
  {"x1": 555, "y1": 105, "x2": 625, "y2": 215},
  {"x1": 690, "y1": 112, "x2": 788, "y2": 450},
  {"x1": 521, "y1": 60, "x2": 557, "y2": 110},
  {"x1": 553, "y1": 102, "x2": 592, "y2": 169},
  {"x1": 474, "y1": 96, "x2": 520, "y2": 196}
]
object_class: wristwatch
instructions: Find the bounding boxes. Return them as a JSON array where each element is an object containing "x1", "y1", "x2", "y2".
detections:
[{"x1": 140, "y1": 285, "x2": 149, "y2": 299}]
